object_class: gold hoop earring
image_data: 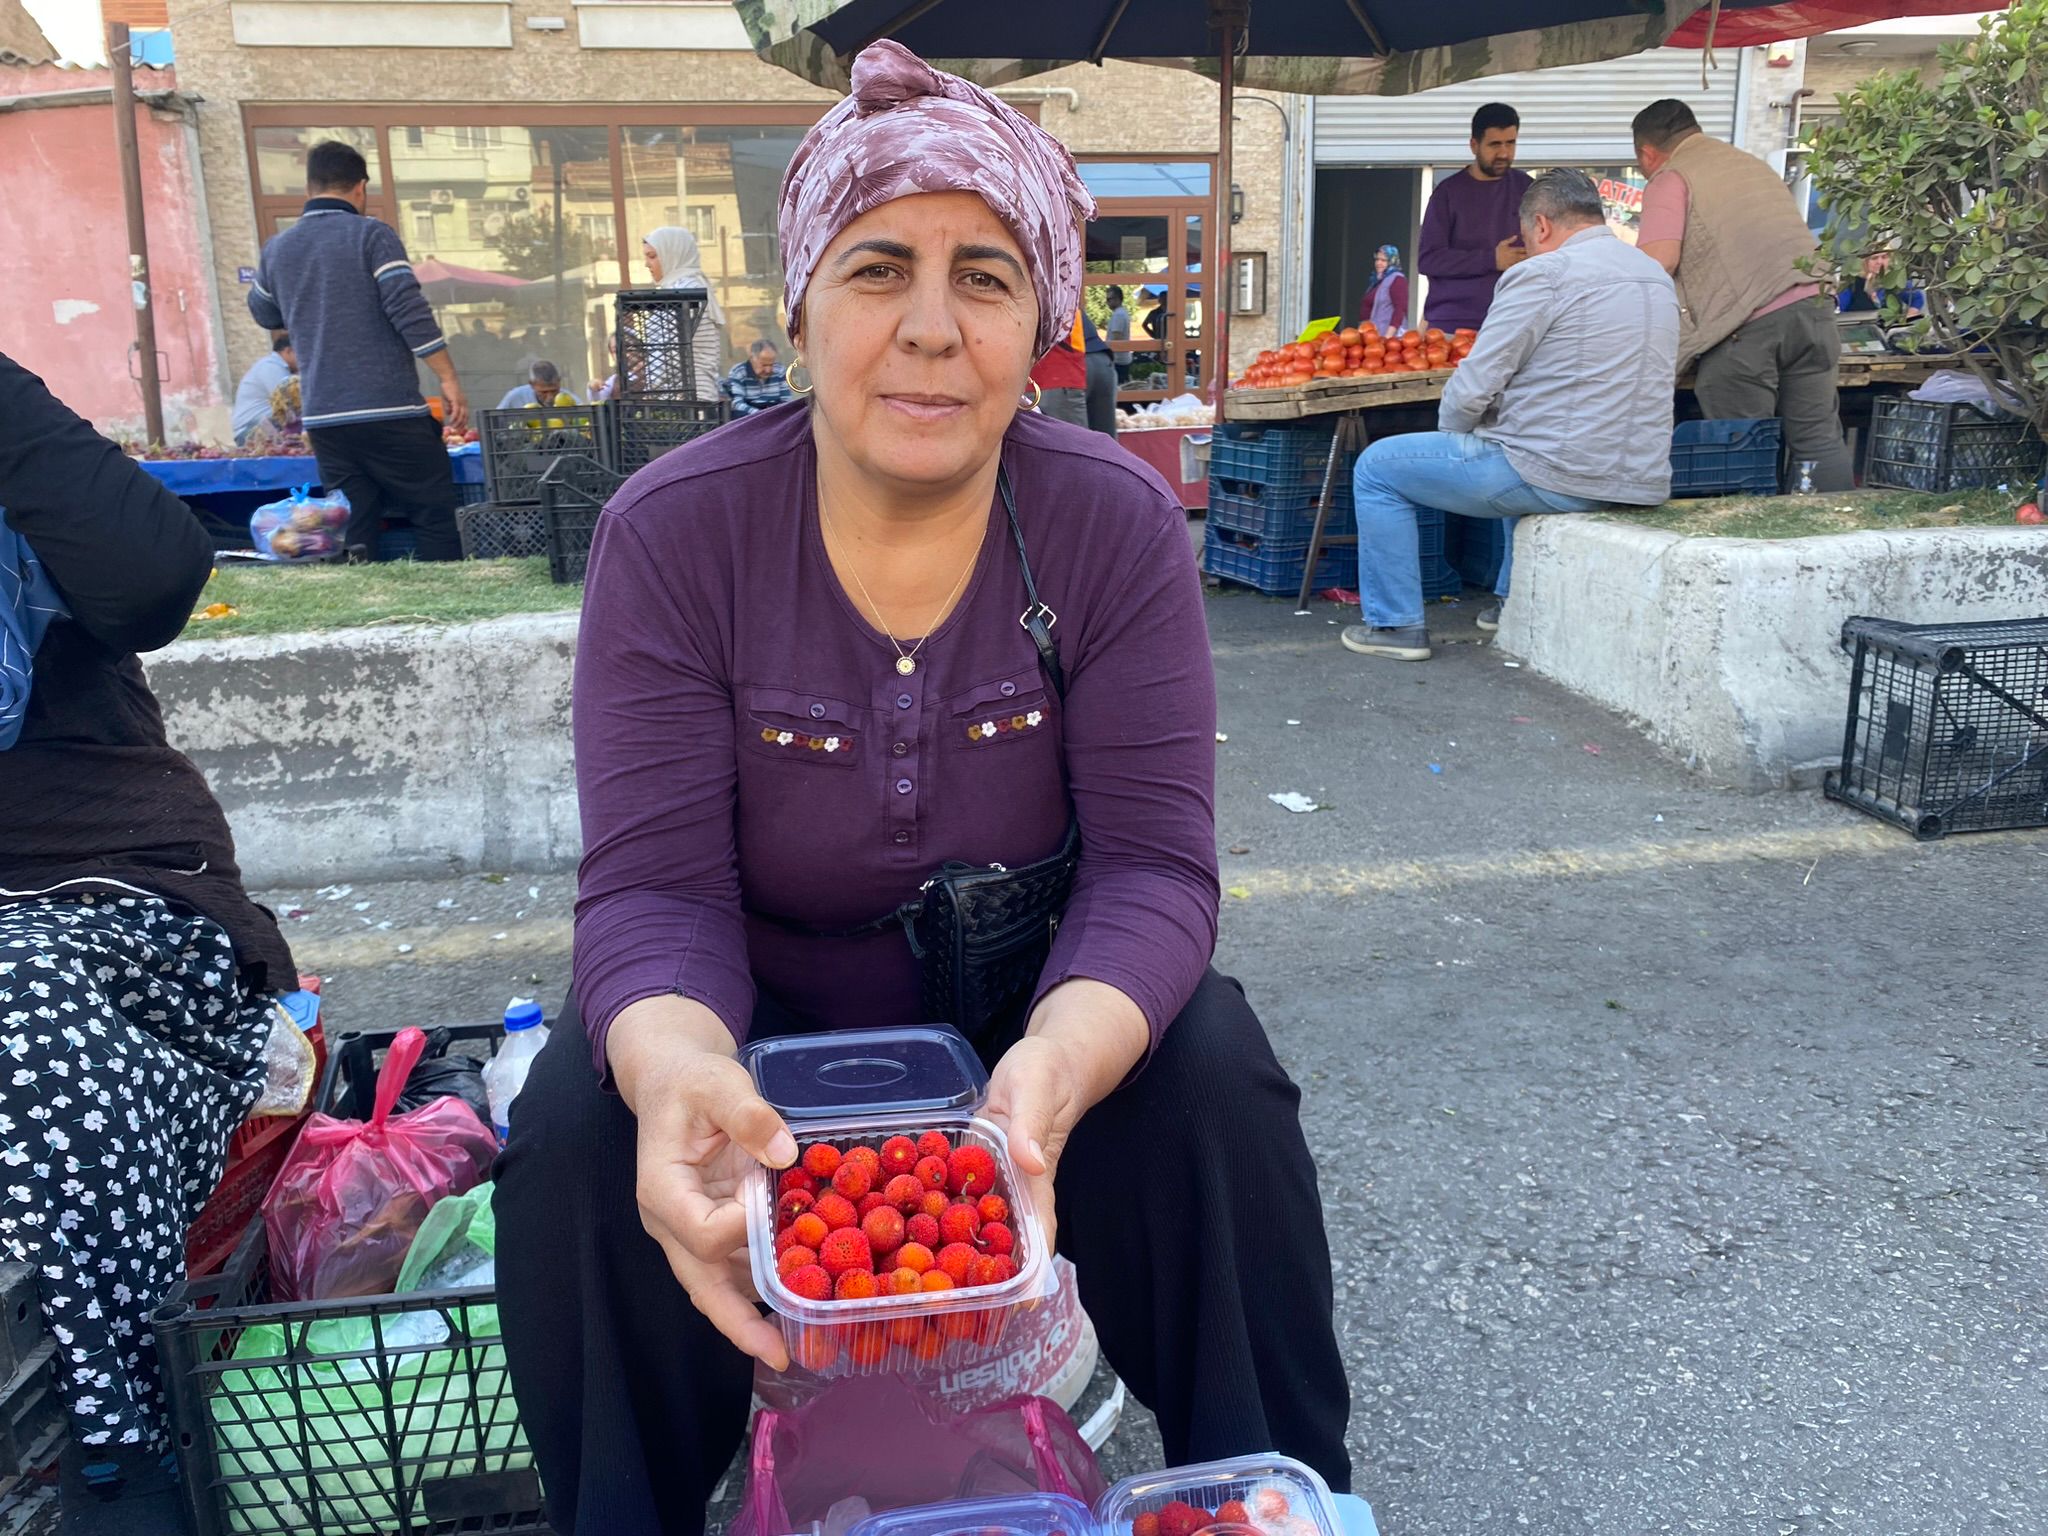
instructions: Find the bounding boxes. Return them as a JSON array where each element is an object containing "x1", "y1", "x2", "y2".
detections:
[
  {"x1": 786, "y1": 359, "x2": 814, "y2": 396},
  {"x1": 1021, "y1": 380, "x2": 1042, "y2": 411}
]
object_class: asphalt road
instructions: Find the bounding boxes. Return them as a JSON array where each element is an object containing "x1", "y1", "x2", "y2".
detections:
[{"x1": 261, "y1": 586, "x2": 2048, "y2": 1535}]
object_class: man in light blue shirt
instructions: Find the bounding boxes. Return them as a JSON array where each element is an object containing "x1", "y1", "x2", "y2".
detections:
[
  {"x1": 496, "y1": 359, "x2": 580, "y2": 411},
  {"x1": 1344, "y1": 170, "x2": 1678, "y2": 662},
  {"x1": 231, "y1": 334, "x2": 296, "y2": 445}
]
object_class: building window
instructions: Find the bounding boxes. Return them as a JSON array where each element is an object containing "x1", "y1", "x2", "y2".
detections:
[
  {"x1": 684, "y1": 204, "x2": 718, "y2": 245},
  {"x1": 1075, "y1": 161, "x2": 1212, "y2": 200},
  {"x1": 414, "y1": 211, "x2": 437, "y2": 248},
  {"x1": 405, "y1": 127, "x2": 424, "y2": 149},
  {"x1": 251, "y1": 125, "x2": 381, "y2": 196}
]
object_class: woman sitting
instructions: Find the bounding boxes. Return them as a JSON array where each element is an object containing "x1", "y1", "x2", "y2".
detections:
[{"x1": 494, "y1": 41, "x2": 1351, "y2": 1536}]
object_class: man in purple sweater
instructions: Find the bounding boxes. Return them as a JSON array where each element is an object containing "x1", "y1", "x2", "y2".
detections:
[{"x1": 1417, "y1": 102, "x2": 1534, "y2": 333}]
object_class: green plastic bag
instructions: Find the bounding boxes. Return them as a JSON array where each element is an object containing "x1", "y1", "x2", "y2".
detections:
[{"x1": 210, "y1": 1183, "x2": 535, "y2": 1535}]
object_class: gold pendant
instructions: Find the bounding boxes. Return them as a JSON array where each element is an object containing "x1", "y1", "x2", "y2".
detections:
[{"x1": 895, "y1": 656, "x2": 917, "y2": 676}]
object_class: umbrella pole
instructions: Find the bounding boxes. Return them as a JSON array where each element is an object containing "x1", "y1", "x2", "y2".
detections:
[{"x1": 1211, "y1": 0, "x2": 1244, "y2": 406}]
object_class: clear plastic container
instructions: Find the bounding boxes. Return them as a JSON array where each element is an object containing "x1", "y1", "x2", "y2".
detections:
[
  {"x1": 742, "y1": 1026, "x2": 1054, "y2": 1378},
  {"x1": 1096, "y1": 1456, "x2": 1343, "y2": 1536},
  {"x1": 848, "y1": 1493, "x2": 1095, "y2": 1536}
]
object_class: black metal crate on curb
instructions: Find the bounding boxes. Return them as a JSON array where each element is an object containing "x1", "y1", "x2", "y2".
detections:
[
  {"x1": 540, "y1": 456, "x2": 626, "y2": 585},
  {"x1": 1825, "y1": 616, "x2": 2048, "y2": 839},
  {"x1": 457, "y1": 502, "x2": 552, "y2": 562},
  {"x1": 613, "y1": 289, "x2": 713, "y2": 401},
  {"x1": 478, "y1": 403, "x2": 612, "y2": 505},
  {"x1": 1864, "y1": 396, "x2": 2045, "y2": 493},
  {"x1": 0, "y1": 1327, "x2": 63, "y2": 1487},
  {"x1": 610, "y1": 397, "x2": 729, "y2": 476},
  {"x1": 154, "y1": 1024, "x2": 549, "y2": 1536}
]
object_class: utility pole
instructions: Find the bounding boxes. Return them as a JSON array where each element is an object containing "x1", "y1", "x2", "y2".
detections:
[{"x1": 107, "y1": 20, "x2": 166, "y2": 446}]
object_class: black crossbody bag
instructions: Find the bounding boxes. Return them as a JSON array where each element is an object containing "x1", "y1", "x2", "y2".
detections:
[{"x1": 765, "y1": 466, "x2": 1080, "y2": 1039}]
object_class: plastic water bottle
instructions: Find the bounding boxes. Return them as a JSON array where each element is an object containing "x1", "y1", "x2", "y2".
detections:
[
  {"x1": 1795, "y1": 459, "x2": 1818, "y2": 494},
  {"x1": 482, "y1": 1001, "x2": 548, "y2": 1144}
]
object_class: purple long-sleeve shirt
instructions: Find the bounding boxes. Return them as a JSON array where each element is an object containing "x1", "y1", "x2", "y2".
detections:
[
  {"x1": 1417, "y1": 167, "x2": 1534, "y2": 333},
  {"x1": 571, "y1": 403, "x2": 1220, "y2": 1074}
]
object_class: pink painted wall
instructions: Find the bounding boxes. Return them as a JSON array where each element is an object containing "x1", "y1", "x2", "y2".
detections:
[{"x1": 0, "y1": 63, "x2": 227, "y2": 438}]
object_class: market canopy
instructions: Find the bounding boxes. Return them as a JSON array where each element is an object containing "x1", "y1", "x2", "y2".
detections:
[
  {"x1": 735, "y1": 0, "x2": 2000, "y2": 97},
  {"x1": 413, "y1": 258, "x2": 535, "y2": 306}
]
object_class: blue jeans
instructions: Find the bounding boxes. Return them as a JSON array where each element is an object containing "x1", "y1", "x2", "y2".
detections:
[{"x1": 1351, "y1": 431, "x2": 1605, "y2": 628}]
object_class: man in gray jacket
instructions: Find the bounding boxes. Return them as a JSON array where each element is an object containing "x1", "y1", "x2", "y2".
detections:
[{"x1": 1343, "y1": 169, "x2": 1678, "y2": 661}]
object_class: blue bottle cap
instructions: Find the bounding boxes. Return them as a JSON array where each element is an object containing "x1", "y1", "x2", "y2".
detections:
[
  {"x1": 741, "y1": 1025, "x2": 987, "y2": 1122},
  {"x1": 503, "y1": 1002, "x2": 545, "y2": 1032}
]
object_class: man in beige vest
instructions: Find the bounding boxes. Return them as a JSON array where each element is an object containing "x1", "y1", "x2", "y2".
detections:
[{"x1": 1632, "y1": 99, "x2": 1853, "y2": 490}]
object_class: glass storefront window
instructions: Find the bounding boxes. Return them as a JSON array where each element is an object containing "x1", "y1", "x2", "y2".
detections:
[
  {"x1": 253, "y1": 126, "x2": 381, "y2": 196},
  {"x1": 1076, "y1": 161, "x2": 1211, "y2": 199}
]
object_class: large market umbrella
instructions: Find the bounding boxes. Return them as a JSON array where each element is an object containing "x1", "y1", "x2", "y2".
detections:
[
  {"x1": 734, "y1": 0, "x2": 1994, "y2": 393},
  {"x1": 414, "y1": 258, "x2": 534, "y2": 306}
]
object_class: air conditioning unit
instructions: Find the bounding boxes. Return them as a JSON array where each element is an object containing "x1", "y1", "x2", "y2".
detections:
[
  {"x1": 512, "y1": 186, "x2": 531, "y2": 203},
  {"x1": 430, "y1": 188, "x2": 454, "y2": 207}
]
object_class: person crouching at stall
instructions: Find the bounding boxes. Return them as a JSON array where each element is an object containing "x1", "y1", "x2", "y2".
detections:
[
  {"x1": 492, "y1": 38, "x2": 1352, "y2": 1536},
  {"x1": 0, "y1": 353, "x2": 297, "y2": 1533},
  {"x1": 1344, "y1": 170, "x2": 1679, "y2": 661}
]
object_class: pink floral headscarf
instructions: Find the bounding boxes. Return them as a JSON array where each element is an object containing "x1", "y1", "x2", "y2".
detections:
[{"x1": 778, "y1": 39, "x2": 1097, "y2": 359}]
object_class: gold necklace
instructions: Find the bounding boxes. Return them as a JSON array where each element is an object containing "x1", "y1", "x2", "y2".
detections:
[{"x1": 818, "y1": 503, "x2": 979, "y2": 677}]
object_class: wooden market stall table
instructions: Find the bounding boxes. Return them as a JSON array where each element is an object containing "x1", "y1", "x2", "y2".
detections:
[
  {"x1": 1114, "y1": 422, "x2": 1210, "y2": 511},
  {"x1": 1219, "y1": 353, "x2": 1964, "y2": 609}
]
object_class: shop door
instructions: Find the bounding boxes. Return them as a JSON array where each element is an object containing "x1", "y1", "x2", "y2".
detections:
[{"x1": 1084, "y1": 201, "x2": 1209, "y2": 404}]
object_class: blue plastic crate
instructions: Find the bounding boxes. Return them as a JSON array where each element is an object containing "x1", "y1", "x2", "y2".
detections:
[
  {"x1": 1670, "y1": 418, "x2": 1782, "y2": 498},
  {"x1": 1203, "y1": 526, "x2": 1350, "y2": 595},
  {"x1": 450, "y1": 445, "x2": 486, "y2": 505},
  {"x1": 1208, "y1": 424, "x2": 1342, "y2": 487},
  {"x1": 1207, "y1": 478, "x2": 1355, "y2": 541},
  {"x1": 1447, "y1": 513, "x2": 1507, "y2": 590}
]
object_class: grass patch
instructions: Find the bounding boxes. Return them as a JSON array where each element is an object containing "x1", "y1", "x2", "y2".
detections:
[
  {"x1": 178, "y1": 558, "x2": 581, "y2": 641},
  {"x1": 1605, "y1": 487, "x2": 2024, "y2": 540}
]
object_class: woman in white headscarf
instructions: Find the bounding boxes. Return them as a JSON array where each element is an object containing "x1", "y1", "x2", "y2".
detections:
[{"x1": 641, "y1": 226, "x2": 727, "y2": 404}]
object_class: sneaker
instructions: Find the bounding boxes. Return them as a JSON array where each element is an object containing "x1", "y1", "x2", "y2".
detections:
[
  {"x1": 1340, "y1": 624, "x2": 1431, "y2": 661},
  {"x1": 1476, "y1": 605, "x2": 1502, "y2": 633}
]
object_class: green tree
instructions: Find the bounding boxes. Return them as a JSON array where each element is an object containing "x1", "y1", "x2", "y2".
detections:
[
  {"x1": 489, "y1": 206, "x2": 597, "y2": 281},
  {"x1": 1804, "y1": 2, "x2": 2048, "y2": 431}
]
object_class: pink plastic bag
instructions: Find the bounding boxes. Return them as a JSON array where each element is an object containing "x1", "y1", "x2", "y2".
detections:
[
  {"x1": 730, "y1": 1377, "x2": 1105, "y2": 1536},
  {"x1": 261, "y1": 1026, "x2": 499, "y2": 1300}
]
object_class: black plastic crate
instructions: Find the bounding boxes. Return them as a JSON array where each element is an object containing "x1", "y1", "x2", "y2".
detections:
[
  {"x1": 610, "y1": 397, "x2": 728, "y2": 476},
  {"x1": 478, "y1": 404, "x2": 611, "y2": 505},
  {"x1": 1864, "y1": 396, "x2": 2044, "y2": 493},
  {"x1": 1206, "y1": 478, "x2": 1355, "y2": 542},
  {"x1": 540, "y1": 455, "x2": 625, "y2": 585},
  {"x1": 1207, "y1": 424, "x2": 1341, "y2": 487},
  {"x1": 0, "y1": 1337, "x2": 62, "y2": 1485},
  {"x1": 1825, "y1": 616, "x2": 2048, "y2": 839},
  {"x1": 0, "y1": 1264, "x2": 42, "y2": 1386},
  {"x1": 613, "y1": 289, "x2": 714, "y2": 402},
  {"x1": 1203, "y1": 526, "x2": 1350, "y2": 595},
  {"x1": 457, "y1": 502, "x2": 551, "y2": 562},
  {"x1": 154, "y1": 1024, "x2": 547, "y2": 1536},
  {"x1": 1669, "y1": 418, "x2": 1782, "y2": 498}
]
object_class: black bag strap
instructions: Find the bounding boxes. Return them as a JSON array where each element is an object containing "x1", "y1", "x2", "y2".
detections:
[{"x1": 998, "y1": 464, "x2": 1065, "y2": 701}]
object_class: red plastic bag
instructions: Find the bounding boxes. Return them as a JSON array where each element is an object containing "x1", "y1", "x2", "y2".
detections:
[
  {"x1": 261, "y1": 1026, "x2": 499, "y2": 1300},
  {"x1": 729, "y1": 1377, "x2": 1105, "y2": 1536}
]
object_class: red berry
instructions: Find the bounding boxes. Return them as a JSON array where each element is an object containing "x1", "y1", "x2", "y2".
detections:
[
  {"x1": 1251, "y1": 1492, "x2": 1291, "y2": 1522},
  {"x1": 939, "y1": 1307, "x2": 981, "y2": 1340},
  {"x1": 834, "y1": 1269, "x2": 878, "y2": 1301},
  {"x1": 883, "y1": 1174, "x2": 925, "y2": 1212},
  {"x1": 862, "y1": 1207, "x2": 906, "y2": 1254},
  {"x1": 918, "y1": 1270, "x2": 955, "y2": 1293},
  {"x1": 773, "y1": 1226, "x2": 804, "y2": 1257},
  {"x1": 789, "y1": 1212, "x2": 829, "y2": 1250},
  {"x1": 977, "y1": 1194, "x2": 1010, "y2": 1226},
  {"x1": 776, "y1": 1189, "x2": 815, "y2": 1229},
  {"x1": 966, "y1": 1253, "x2": 1006, "y2": 1288},
  {"x1": 906, "y1": 1212, "x2": 940, "y2": 1248},
  {"x1": 895, "y1": 1242, "x2": 935, "y2": 1274},
  {"x1": 777, "y1": 1168, "x2": 817, "y2": 1197},
  {"x1": 777, "y1": 1245, "x2": 818, "y2": 1278},
  {"x1": 1158, "y1": 1503, "x2": 1207, "y2": 1536},
  {"x1": 940, "y1": 1203, "x2": 981, "y2": 1247},
  {"x1": 784, "y1": 1264, "x2": 832, "y2": 1302},
  {"x1": 1215, "y1": 1504, "x2": 1251, "y2": 1527},
  {"x1": 916, "y1": 1131, "x2": 952, "y2": 1161},
  {"x1": 887, "y1": 1266, "x2": 922, "y2": 1296},
  {"x1": 844, "y1": 1145, "x2": 883, "y2": 1180},
  {"x1": 918, "y1": 1189, "x2": 950, "y2": 1220},
  {"x1": 911, "y1": 1320, "x2": 947, "y2": 1357},
  {"x1": 1133, "y1": 1515, "x2": 1161, "y2": 1536},
  {"x1": 947, "y1": 1145, "x2": 998, "y2": 1198},
  {"x1": 984, "y1": 1254, "x2": 1017, "y2": 1283},
  {"x1": 979, "y1": 1221, "x2": 1015, "y2": 1257},
  {"x1": 914, "y1": 1155, "x2": 950, "y2": 1191},
  {"x1": 857, "y1": 1191, "x2": 889, "y2": 1218},
  {"x1": 811, "y1": 1193, "x2": 858, "y2": 1232},
  {"x1": 818, "y1": 1228, "x2": 873, "y2": 1278},
  {"x1": 936, "y1": 1242, "x2": 977, "y2": 1284},
  {"x1": 801, "y1": 1143, "x2": 842, "y2": 1179},
  {"x1": 832, "y1": 1160, "x2": 873, "y2": 1200},
  {"x1": 879, "y1": 1135, "x2": 919, "y2": 1177}
]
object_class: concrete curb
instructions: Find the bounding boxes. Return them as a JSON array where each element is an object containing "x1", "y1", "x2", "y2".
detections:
[
  {"x1": 145, "y1": 612, "x2": 580, "y2": 886},
  {"x1": 1497, "y1": 518, "x2": 2048, "y2": 791}
]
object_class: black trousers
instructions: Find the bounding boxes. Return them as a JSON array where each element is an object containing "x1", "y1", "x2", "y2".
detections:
[
  {"x1": 494, "y1": 970, "x2": 1352, "y2": 1536},
  {"x1": 306, "y1": 413, "x2": 462, "y2": 561}
]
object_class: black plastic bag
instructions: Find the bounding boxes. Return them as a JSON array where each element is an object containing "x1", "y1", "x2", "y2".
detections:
[{"x1": 394, "y1": 1026, "x2": 492, "y2": 1126}]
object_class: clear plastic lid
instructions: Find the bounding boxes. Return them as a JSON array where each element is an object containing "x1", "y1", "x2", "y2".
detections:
[
  {"x1": 1095, "y1": 1456, "x2": 1341, "y2": 1536},
  {"x1": 742, "y1": 1025, "x2": 987, "y2": 1123},
  {"x1": 848, "y1": 1493, "x2": 1095, "y2": 1536}
]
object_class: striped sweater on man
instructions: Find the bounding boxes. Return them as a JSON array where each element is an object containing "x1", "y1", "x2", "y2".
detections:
[{"x1": 248, "y1": 197, "x2": 446, "y2": 431}]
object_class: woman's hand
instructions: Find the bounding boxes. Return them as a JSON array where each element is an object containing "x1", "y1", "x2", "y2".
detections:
[
  {"x1": 606, "y1": 995, "x2": 798, "y2": 1369},
  {"x1": 983, "y1": 979, "x2": 1149, "y2": 1256}
]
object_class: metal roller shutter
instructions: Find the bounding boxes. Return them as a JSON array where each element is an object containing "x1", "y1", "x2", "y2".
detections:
[{"x1": 1313, "y1": 49, "x2": 1743, "y2": 165}]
